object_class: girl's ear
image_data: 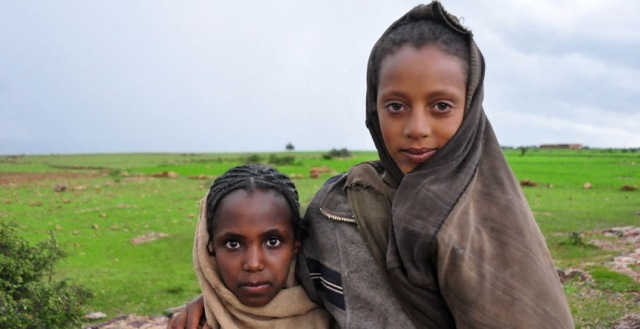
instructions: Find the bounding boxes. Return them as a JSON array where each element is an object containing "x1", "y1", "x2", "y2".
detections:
[{"x1": 293, "y1": 237, "x2": 301, "y2": 256}]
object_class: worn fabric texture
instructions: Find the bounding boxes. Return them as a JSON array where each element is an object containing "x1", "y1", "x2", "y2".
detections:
[
  {"x1": 193, "y1": 198, "x2": 332, "y2": 329},
  {"x1": 296, "y1": 174, "x2": 417, "y2": 329},
  {"x1": 354, "y1": 1, "x2": 575, "y2": 328}
]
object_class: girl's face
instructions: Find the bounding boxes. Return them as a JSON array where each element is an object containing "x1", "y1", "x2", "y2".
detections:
[
  {"x1": 211, "y1": 189, "x2": 300, "y2": 307},
  {"x1": 377, "y1": 44, "x2": 466, "y2": 174}
]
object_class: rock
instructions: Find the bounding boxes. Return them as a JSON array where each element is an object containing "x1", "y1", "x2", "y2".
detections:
[
  {"x1": 164, "y1": 305, "x2": 185, "y2": 317},
  {"x1": 82, "y1": 313, "x2": 169, "y2": 329},
  {"x1": 519, "y1": 179, "x2": 537, "y2": 187},
  {"x1": 85, "y1": 312, "x2": 108, "y2": 320},
  {"x1": 54, "y1": 182, "x2": 68, "y2": 192},
  {"x1": 150, "y1": 171, "x2": 179, "y2": 178},
  {"x1": 556, "y1": 268, "x2": 589, "y2": 283},
  {"x1": 130, "y1": 232, "x2": 169, "y2": 245}
]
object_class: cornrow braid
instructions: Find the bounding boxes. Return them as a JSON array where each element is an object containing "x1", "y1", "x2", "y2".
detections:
[{"x1": 204, "y1": 164, "x2": 303, "y2": 256}]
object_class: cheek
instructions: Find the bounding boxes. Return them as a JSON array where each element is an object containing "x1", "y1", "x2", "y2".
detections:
[
  {"x1": 215, "y1": 253, "x2": 238, "y2": 285},
  {"x1": 450, "y1": 113, "x2": 464, "y2": 138},
  {"x1": 377, "y1": 113, "x2": 397, "y2": 149},
  {"x1": 268, "y1": 249, "x2": 295, "y2": 278}
]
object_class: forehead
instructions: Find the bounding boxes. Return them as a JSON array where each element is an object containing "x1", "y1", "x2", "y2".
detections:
[
  {"x1": 378, "y1": 45, "x2": 466, "y2": 90},
  {"x1": 213, "y1": 189, "x2": 292, "y2": 233}
]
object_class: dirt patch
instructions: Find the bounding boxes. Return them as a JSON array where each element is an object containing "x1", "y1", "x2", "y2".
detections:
[
  {"x1": 602, "y1": 227, "x2": 640, "y2": 282},
  {"x1": 612, "y1": 313, "x2": 640, "y2": 329},
  {"x1": 0, "y1": 172, "x2": 100, "y2": 186}
]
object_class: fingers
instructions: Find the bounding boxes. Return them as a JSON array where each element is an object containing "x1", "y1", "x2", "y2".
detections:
[
  {"x1": 185, "y1": 304, "x2": 203, "y2": 329},
  {"x1": 167, "y1": 312, "x2": 186, "y2": 329},
  {"x1": 166, "y1": 295, "x2": 205, "y2": 329}
]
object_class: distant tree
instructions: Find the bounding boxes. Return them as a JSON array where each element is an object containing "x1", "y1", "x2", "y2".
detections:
[
  {"x1": 285, "y1": 143, "x2": 294, "y2": 152},
  {"x1": 519, "y1": 146, "x2": 527, "y2": 156}
]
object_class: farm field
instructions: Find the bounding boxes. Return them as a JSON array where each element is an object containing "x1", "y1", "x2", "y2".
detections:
[{"x1": 1, "y1": 149, "x2": 639, "y2": 328}]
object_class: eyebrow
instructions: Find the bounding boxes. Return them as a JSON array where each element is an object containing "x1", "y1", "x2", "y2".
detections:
[
  {"x1": 216, "y1": 232, "x2": 244, "y2": 240},
  {"x1": 262, "y1": 229, "x2": 287, "y2": 237},
  {"x1": 379, "y1": 89, "x2": 461, "y2": 100},
  {"x1": 215, "y1": 228, "x2": 290, "y2": 239}
]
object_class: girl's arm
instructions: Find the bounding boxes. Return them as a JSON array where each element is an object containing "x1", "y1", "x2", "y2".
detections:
[{"x1": 166, "y1": 295, "x2": 209, "y2": 329}]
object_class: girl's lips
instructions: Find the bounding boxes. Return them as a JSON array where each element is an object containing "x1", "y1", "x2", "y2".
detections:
[
  {"x1": 401, "y1": 148, "x2": 436, "y2": 163},
  {"x1": 240, "y1": 282, "x2": 271, "y2": 294}
]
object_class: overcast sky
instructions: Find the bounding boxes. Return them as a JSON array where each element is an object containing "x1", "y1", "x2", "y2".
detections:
[{"x1": 1, "y1": 0, "x2": 638, "y2": 155}]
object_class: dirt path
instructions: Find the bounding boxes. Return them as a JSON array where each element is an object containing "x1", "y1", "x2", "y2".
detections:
[{"x1": 0, "y1": 172, "x2": 100, "y2": 185}]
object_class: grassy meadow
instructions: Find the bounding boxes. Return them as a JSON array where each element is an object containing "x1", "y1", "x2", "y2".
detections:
[{"x1": 1, "y1": 149, "x2": 639, "y2": 328}]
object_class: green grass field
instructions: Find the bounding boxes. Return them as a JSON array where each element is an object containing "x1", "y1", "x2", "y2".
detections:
[{"x1": 1, "y1": 149, "x2": 639, "y2": 328}]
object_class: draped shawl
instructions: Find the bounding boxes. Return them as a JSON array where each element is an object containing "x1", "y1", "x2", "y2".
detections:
[
  {"x1": 193, "y1": 197, "x2": 332, "y2": 329},
  {"x1": 355, "y1": 2, "x2": 574, "y2": 327}
]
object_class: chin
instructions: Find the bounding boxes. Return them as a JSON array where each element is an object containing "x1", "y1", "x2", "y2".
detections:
[{"x1": 241, "y1": 297, "x2": 271, "y2": 308}]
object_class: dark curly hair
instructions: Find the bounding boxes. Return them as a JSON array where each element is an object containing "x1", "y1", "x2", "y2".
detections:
[
  {"x1": 204, "y1": 165, "x2": 303, "y2": 256},
  {"x1": 370, "y1": 19, "x2": 470, "y2": 89}
]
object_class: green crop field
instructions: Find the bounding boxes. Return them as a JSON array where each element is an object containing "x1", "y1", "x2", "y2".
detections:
[{"x1": 1, "y1": 149, "x2": 639, "y2": 328}]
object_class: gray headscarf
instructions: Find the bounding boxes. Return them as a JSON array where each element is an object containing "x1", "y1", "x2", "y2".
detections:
[{"x1": 362, "y1": 2, "x2": 574, "y2": 327}]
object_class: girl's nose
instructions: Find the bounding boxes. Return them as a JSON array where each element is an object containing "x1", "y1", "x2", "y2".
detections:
[
  {"x1": 405, "y1": 109, "x2": 431, "y2": 139},
  {"x1": 243, "y1": 246, "x2": 265, "y2": 272}
]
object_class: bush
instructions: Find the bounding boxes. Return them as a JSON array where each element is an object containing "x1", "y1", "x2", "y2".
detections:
[
  {"x1": 243, "y1": 154, "x2": 263, "y2": 165},
  {"x1": 0, "y1": 220, "x2": 92, "y2": 329},
  {"x1": 268, "y1": 154, "x2": 295, "y2": 165},
  {"x1": 323, "y1": 148, "x2": 352, "y2": 159}
]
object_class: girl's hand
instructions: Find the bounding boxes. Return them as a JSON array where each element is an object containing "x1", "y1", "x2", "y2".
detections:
[{"x1": 166, "y1": 295, "x2": 207, "y2": 329}]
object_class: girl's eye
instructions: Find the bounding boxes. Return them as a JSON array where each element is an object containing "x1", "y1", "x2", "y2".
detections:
[
  {"x1": 385, "y1": 102, "x2": 405, "y2": 113},
  {"x1": 265, "y1": 237, "x2": 282, "y2": 247},
  {"x1": 225, "y1": 240, "x2": 240, "y2": 249},
  {"x1": 434, "y1": 102, "x2": 452, "y2": 112}
]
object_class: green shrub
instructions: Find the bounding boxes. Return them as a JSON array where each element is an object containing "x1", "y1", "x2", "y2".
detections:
[
  {"x1": 0, "y1": 220, "x2": 92, "y2": 329},
  {"x1": 323, "y1": 148, "x2": 352, "y2": 159},
  {"x1": 268, "y1": 154, "x2": 295, "y2": 165},
  {"x1": 243, "y1": 154, "x2": 263, "y2": 165}
]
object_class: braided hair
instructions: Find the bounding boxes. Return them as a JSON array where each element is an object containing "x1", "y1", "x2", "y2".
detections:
[{"x1": 205, "y1": 165, "x2": 303, "y2": 256}]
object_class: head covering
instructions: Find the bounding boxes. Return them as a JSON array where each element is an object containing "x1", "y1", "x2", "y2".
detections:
[
  {"x1": 365, "y1": 2, "x2": 482, "y2": 186},
  {"x1": 362, "y1": 2, "x2": 573, "y2": 327},
  {"x1": 193, "y1": 197, "x2": 332, "y2": 329}
]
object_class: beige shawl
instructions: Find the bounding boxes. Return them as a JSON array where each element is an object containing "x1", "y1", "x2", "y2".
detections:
[{"x1": 193, "y1": 198, "x2": 332, "y2": 329}]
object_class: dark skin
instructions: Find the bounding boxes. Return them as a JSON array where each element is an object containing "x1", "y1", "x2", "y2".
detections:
[
  {"x1": 169, "y1": 190, "x2": 299, "y2": 329},
  {"x1": 166, "y1": 296, "x2": 205, "y2": 329}
]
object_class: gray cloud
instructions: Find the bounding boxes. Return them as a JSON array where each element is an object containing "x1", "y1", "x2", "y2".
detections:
[{"x1": 0, "y1": 0, "x2": 638, "y2": 155}]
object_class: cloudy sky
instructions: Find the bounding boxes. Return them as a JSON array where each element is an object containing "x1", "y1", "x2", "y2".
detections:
[{"x1": 1, "y1": 0, "x2": 638, "y2": 155}]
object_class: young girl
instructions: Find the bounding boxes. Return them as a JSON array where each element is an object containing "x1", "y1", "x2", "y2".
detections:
[
  {"x1": 297, "y1": 2, "x2": 574, "y2": 328},
  {"x1": 170, "y1": 2, "x2": 574, "y2": 328},
  {"x1": 192, "y1": 165, "x2": 331, "y2": 328}
]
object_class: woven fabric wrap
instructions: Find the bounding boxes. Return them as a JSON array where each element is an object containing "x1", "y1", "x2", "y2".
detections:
[{"x1": 193, "y1": 197, "x2": 331, "y2": 329}]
